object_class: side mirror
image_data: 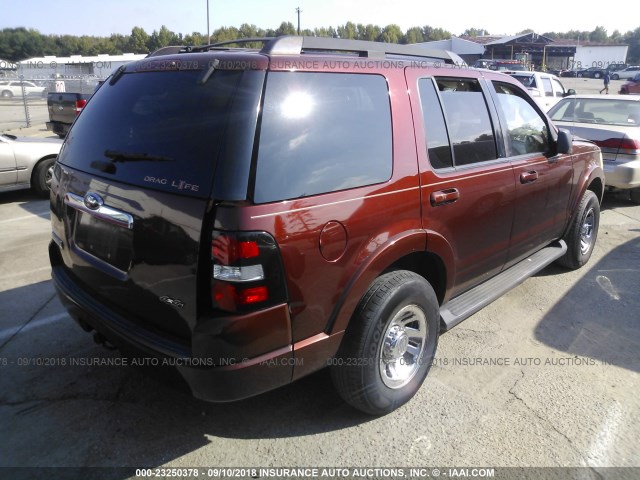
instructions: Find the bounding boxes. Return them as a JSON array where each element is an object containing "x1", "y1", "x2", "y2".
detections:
[
  {"x1": 557, "y1": 129, "x2": 573, "y2": 154},
  {"x1": 564, "y1": 89, "x2": 576, "y2": 97}
]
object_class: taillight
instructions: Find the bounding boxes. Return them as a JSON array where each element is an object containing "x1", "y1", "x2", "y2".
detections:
[
  {"x1": 75, "y1": 99, "x2": 87, "y2": 115},
  {"x1": 594, "y1": 137, "x2": 640, "y2": 155},
  {"x1": 211, "y1": 231, "x2": 287, "y2": 312}
]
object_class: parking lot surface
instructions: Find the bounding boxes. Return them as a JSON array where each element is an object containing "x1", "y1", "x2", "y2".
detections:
[
  {"x1": 0, "y1": 187, "x2": 639, "y2": 476},
  {"x1": 0, "y1": 76, "x2": 639, "y2": 478}
]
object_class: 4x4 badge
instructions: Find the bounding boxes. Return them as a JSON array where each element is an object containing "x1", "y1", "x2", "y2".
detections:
[{"x1": 159, "y1": 296, "x2": 185, "y2": 309}]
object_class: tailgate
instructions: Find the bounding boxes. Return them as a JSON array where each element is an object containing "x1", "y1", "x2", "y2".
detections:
[
  {"x1": 49, "y1": 62, "x2": 265, "y2": 339},
  {"x1": 51, "y1": 168, "x2": 208, "y2": 339},
  {"x1": 47, "y1": 93, "x2": 78, "y2": 123}
]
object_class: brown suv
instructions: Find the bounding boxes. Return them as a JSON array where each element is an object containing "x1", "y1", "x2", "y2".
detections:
[{"x1": 49, "y1": 36, "x2": 604, "y2": 415}]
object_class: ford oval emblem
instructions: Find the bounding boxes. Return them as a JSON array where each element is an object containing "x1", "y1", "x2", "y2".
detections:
[{"x1": 83, "y1": 192, "x2": 103, "y2": 210}]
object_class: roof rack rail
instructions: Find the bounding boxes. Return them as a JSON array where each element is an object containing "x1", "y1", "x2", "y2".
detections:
[
  {"x1": 260, "y1": 36, "x2": 464, "y2": 64},
  {"x1": 146, "y1": 45, "x2": 194, "y2": 57},
  {"x1": 146, "y1": 36, "x2": 466, "y2": 65}
]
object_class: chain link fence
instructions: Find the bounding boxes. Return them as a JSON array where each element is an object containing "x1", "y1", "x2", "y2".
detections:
[{"x1": 0, "y1": 74, "x2": 102, "y2": 134}]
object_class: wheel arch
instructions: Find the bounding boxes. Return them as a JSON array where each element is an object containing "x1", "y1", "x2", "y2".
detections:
[
  {"x1": 562, "y1": 158, "x2": 605, "y2": 239},
  {"x1": 328, "y1": 231, "x2": 450, "y2": 335},
  {"x1": 30, "y1": 154, "x2": 58, "y2": 187},
  {"x1": 587, "y1": 175, "x2": 604, "y2": 204}
]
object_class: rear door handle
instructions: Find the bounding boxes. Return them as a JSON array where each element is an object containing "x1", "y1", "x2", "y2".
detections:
[
  {"x1": 520, "y1": 171, "x2": 538, "y2": 184},
  {"x1": 430, "y1": 188, "x2": 460, "y2": 206}
]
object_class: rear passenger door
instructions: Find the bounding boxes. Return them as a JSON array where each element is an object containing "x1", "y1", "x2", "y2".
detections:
[
  {"x1": 407, "y1": 71, "x2": 516, "y2": 298},
  {"x1": 489, "y1": 80, "x2": 573, "y2": 266}
]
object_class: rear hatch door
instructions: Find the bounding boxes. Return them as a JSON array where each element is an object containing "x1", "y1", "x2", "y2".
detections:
[{"x1": 51, "y1": 57, "x2": 265, "y2": 340}]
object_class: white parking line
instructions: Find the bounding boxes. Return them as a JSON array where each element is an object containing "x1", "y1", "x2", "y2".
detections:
[
  {"x1": 0, "y1": 211, "x2": 50, "y2": 224},
  {"x1": 0, "y1": 267, "x2": 51, "y2": 281},
  {"x1": 0, "y1": 312, "x2": 69, "y2": 341}
]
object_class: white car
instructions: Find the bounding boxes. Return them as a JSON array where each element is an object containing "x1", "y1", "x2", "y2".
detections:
[
  {"x1": 611, "y1": 66, "x2": 640, "y2": 81},
  {"x1": 548, "y1": 94, "x2": 640, "y2": 203},
  {"x1": 507, "y1": 72, "x2": 575, "y2": 111},
  {"x1": 0, "y1": 81, "x2": 46, "y2": 98},
  {"x1": 0, "y1": 133, "x2": 62, "y2": 196}
]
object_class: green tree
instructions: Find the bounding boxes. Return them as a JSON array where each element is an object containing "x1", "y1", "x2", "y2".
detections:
[
  {"x1": 463, "y1": 28, "x2": 489, "y2": 37},
  {"x1": 379, "y1": 24, "x2": 403, "y2": 43},
  {"x1": 275, "y1": 22, "x2": 296, "y2": 36},
  {"x1": 184, "y1": 32, "x2": 206, "y2": 46},
  {"x1": 404, "y1": 27, "x2": 424, "y2": 44},
  {"x1": 361, "y1": 24, "x2": 381, "y2": 42},
  {"x1": 128, "y1": 26, "x2": 149, "y2": 53},
  {"x1": 623, "y1": 27, "x2": 640, "y2": 63},
  {"x1": 108, "y1": 33, "x2": 129, "y2": 54},
  {"x1": 238, "y1": 23, "x2": 260, "y2": 39},
  {"x1": 212, "y1": 26, "x2": 240, "y2": 43},
  {"x1": 337, "y1": 22, "x2": 358, "y2": 39},
  {"x1": 610, "y1": 30, "x2": 623, "y2": 43},
  {"x1": 148, "y1": 25, "x2": 181, "y2": 51},
  {"x1": 423, "y1": 26, "x2": 451, "y2": 41},
  {"x1": 314, "y1": 27, "x2": 338, "y2": 38},
  {"x1": 589, "y1": 26, "x2": 608, "y2": 43}
]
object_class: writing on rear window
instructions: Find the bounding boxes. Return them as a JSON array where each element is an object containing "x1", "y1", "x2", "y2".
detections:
[{"x1": 143, "y1": 176, "x2": 200, "y2": 192}]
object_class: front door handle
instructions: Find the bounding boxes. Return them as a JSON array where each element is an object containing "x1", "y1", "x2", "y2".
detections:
[
  {"x1": 430, "y1": 188, "x2": 460, "y2": 206},
  {"x1": 520, "y1": 171, "x2": 539, "y2": 184}
]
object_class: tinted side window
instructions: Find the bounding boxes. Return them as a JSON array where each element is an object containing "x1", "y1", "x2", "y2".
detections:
[
  {"x1": 435, "y1": 78, "x2": 498, "y2": 166},
  {"x1": 493, "y1": 81, "x2": 550, "y2": 156},
  {"x1": 254, "y1": 72, "x2": 392, "y2": 203},
  {"x1": 418, "y1": 79, "x2": 453, "y2": 169}
]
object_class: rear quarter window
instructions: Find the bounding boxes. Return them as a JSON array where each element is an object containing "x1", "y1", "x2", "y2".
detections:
[
  {"x1": 435, "y1": 77, "x2": 498, "y2": 166},
  {"x1": 253, "y1": 72, "x2": 392, "y2": 203}
]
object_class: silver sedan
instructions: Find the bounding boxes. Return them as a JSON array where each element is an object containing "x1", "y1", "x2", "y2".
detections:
[
  {"x1": 548, "y1": 94, "x2": 640, "y2": 203},
  {"x1": 0, "y1": 133, "x2": 63, "y2": 196}
]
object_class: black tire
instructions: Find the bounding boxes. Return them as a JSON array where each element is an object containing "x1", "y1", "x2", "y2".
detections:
[
  {"x1": 557, "y1": 190, "x2": 600, "y2": 269},
  {"x1": 32, "y1": 157, "x2": 56, "y2": 197},
  {"x1": 330, "y1": 270, "x2": 440, "y2": 415},
  {"x1": 577, "y1": 73, "x2": 583, "y2": 78},
  {"x1": 630, "y1": 188, "x2": 640, "y2": 205},
  {"x1": 1, "y1": 90, "x2": 13, "y2": 98},
  {"x1": 594, "y1": 72, "x2": 601, "y2": 79},
  {"x1": 612, "y1": 74, "x2": 620, "y2": 80}
]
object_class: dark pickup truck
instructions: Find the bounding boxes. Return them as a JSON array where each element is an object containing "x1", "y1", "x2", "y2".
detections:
[{"x1": 46, "y1": 92, "x2": 92, "y2": 138}]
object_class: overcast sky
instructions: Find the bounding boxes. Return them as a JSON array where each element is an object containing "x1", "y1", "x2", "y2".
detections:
[{"x1": 2, "y1": 0, "x2": 637, "y2": 38}]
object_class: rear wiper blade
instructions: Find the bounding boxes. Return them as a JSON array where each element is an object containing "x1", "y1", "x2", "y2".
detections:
[{"x1": 104, "y1": 150, "x2": 174, "y2": 162}]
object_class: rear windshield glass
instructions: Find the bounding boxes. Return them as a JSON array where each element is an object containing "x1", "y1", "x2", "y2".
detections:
[{"x1": 57, "y1": 68, "x2": 264, "y2": 199}]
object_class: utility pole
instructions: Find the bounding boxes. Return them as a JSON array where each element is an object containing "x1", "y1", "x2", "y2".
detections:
[
  {"x1": 295, "y1": 7, "x2": 301, "y2": 35},
  {"x1": 207, "y1": 0, "x2": 211, "y2": 44}
]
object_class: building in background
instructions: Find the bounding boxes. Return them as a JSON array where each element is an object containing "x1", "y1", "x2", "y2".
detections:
[{"x1": 421, "y1": 32, "x2": 628, "y2": 72}]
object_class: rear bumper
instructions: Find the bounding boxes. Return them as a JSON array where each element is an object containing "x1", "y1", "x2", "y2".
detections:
[
  {"x1": 45, "y1": 121, "x2": 69, "y2": 137},
  {"x1": 603, "y1": 159, "x2": 640, "y2": 189},
  {"x1": 50, "y1": 243, "x2": 294, "y2": 402}
]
